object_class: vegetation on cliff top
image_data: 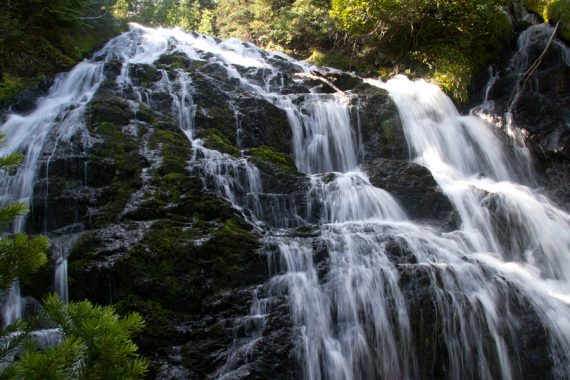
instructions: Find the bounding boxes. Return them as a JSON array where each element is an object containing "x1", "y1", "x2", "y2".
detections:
[
  {"x1": 1, "y1": 0, "x2": 566, "y2": 103},
  {"x1": 0, "y1": 0, "x2": 123, "y2": 105},
  {"x1": 107, "y1": 0, "x2": 515, "y2": 101}
]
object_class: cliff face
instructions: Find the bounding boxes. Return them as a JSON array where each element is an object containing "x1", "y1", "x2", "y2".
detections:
[
  {"x1": 471, "y1": 18, "x2": 570, "y2": 209},
  {"x1": 13, "y1": 27, "x2": 410, "y2": 378},
  {"x1": 3, "y1": 19, "x2": 569, "y2": 379}
]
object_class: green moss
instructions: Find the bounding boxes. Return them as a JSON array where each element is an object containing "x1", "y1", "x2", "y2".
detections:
[
  {"x1": 0, "y1": 16, "x2": 122, "y2": 105},
  {"x1": 421, "y1": 47, "x2": 475, "y2": 103},
  {"x1": 524, "y1": 0, "x2": 551, "y2": 18},
  {"x1": 111, "y1": 221, "x2": 198, "y2": 311},
  {"x1": 136, "y1": 104, "x2": 154, "y2": 123},
  {"x1": 250, "y1": 145, "x2": 298, "y2": 173},
  {"x1": 112, "y1": 217, "x2": 258, "y2": 313},
  {"x1": 200, "y1": 128, "x2": 240, "y2": 157},
  {"x1": 197, "y1": 218, "x2": 259, "y2": 289},
  {"x1": 0, "y1": 74, "x2": 40, "y2": 104},
  {"x1": 88, "y1": 91, "x2": 135, "y2": 128},
  {"x1": 113, "y1": 295, "x2": 179, "y2": 353},
  {"x1": 67, "y1": 232, "x2": 105, "y2": 299},
  {"x1": 150, "y1": 126, "x2": 192, "y2": 176},
  {"x1": 382, "y1": 119, "x2": 393, "y2": 144},
  {"x1": 417, "y1": 6, "x2": 511, "y2": 103},
  {"x1": 89, "y1": 120, "x2": 142, "y2": 225},
  {"x1": 155, "y1": 52, "x2": 194, "y2": 70},
  {"x1": 306, "y1": 49, "x2": 375, "y2": 72},
  {"x1": 200, "y1": 106, "x2": 237, "y2": 141},
  {"x1": 548, "y1": 0, "x2": 570, "y2": 42},
  {"x1": 69, "y1": 233, "x2": 102, "y2": 260},
  {"x1": 98, "y1": 181, "x2": 140, "y2": 224}
]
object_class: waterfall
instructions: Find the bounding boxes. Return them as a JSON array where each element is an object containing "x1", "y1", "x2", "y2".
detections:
[
  {"x1": 0, "y1": 61, "x2": 105, "y2": 325},
  {"x1": 371, "y1": 75, "x2": 570, "y2": 378},
  {"x1": 0, "y1": 22, "x2": 569, "y2": 380}
]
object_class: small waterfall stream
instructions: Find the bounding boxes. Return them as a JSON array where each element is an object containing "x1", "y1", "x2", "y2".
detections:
[
  {"x1": 0, "y1": 23, "x2": 569, "y2": 379},
  {"x1": 0, "y1": 61, "x2": 104, "y2": 324}
]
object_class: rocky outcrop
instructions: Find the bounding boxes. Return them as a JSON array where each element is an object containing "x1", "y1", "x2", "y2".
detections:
[
  {"x1": 355, "y1": 84, "x2": 408, "y2": 161},
  {"x1": 17, "y1": 41, "x2": 406, "y2": 376},
  {"x1": 475, "y1": 22, "x2": 570, "y2": 208},
  {"x1": 362, "y1": 158, "x2": 457, "y2": 228}
]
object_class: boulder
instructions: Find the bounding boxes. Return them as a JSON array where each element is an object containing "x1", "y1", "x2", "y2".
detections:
[
  {"x1": 355, "y1": 84, "x2": 408, "y2": 161},
  {"x1": 362, "y1": 158, "x2": 457, "y2": 228}
]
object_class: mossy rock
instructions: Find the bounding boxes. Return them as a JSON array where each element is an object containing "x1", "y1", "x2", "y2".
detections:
[
  {"x1": 129, "y1": 64, "x2": 163, "y2": 87},
  {"x1": 191, "y1": 73, "x2": 237, "y2": 142},
  {"x1": 135, "y1": 103, "x2": 154, "y2": 123},
  {"x1": 249, "y1": 146, "x2": 298, "y2": 173},
  {"x1": 196, "y1": 128, "x2": 240, "y2": 157},
  {"x1": 67, "y1": 232, "x2": 110, "y2": 302},
  {"x1": 87, "y1": 88, "x2": 134, "y2": 127},
  {"x1": 113, "y1": 220, "x2": 202, "y2": 311},
  {"x1": 522, "y1": 0, "x2": 570, "y2": 41},
  {"x1": 155, "y1": 52, "x2": 197, "y2": 71},
  {"x1": 173, "y1": 190, "x2": 239, "y2": 222},
  {"x1": 357, "y1": 91, "x2": 408, "y2": 161},
  {"x1": 234, "y1": 97, "x2": 293, "y2": 153},
  {"x1": 149, "y1": 120, "x2": 192, "y2": 176},
  {"x1": 195, "y1": 219, "x2": 260, "y2": 287},
  {"x1": 524, "y1": 0, "x2": 551, "y2": 18},
  {"x1": 0, "y1": 15, "x2": 119, "y2": 104},
  {"x1": 113, "y1": 295, "x2": 183, "y2": 354},
  {"x1": 111, "y1": 218, "x2": 259, "y2": 313},
  {"x1": 194, "y1": 105, "x2": 237, "y2": 144},
  {"x1": 88, "y1": 119, "x2": 143, "y2": 225},
  {"x1": 306, "y1": 49, "x2": 375, "y2": 73}
]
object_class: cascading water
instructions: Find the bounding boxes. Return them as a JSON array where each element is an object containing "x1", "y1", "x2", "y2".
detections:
[
  {"x1": 0, "y1": 60, "x2": 104, "y2": 325},
  {"x1": 371, "y1": 75, "x2": 570, "y2": 378},
  {"x1": 1, "y1": 21, "x2": 569, "y2": 380}
]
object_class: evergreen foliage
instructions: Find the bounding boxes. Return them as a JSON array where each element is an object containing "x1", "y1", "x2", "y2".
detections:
[
  {"x1": 3, "y1": 296, "x2": 148, "y2": 380},
  {"x1": 0, "y1": 0, "x2": 121, "y2": 104},
  {"x1": 0, "y1": 134, "x2": 147, "y2": 379},
  {"x1": 112, "y1": 0, "x2": 215, "y2": 33}
]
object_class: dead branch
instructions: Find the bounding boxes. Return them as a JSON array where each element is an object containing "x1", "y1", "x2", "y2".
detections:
[{"x1": 505, "y1": 21, "x2": 560, "y2": 111}]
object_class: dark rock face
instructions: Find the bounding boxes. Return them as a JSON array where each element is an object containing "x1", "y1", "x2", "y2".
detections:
[
  {"x1": 399, "y1": 265, "x2": 554, "y2": 380},
  {"x1": 13, "y1": 43, "x2": 418, "y2": 376},
  {"x1": 356, "y1": 84, "x2": 408, "y2": 161},
  {"x1": 361, "y1": 158, "x2": 457, "y2": 228},
  {"x1": 475, "y1": 23, "x2": 570, "y2": 208}
]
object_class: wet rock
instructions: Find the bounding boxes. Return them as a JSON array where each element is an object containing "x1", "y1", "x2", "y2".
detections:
[
  {"x1": 235, "y1": 97, "x2": 292, "y2": 153},
  {"x1": 399, "y1": 264, "x2": 554, "y2": 380},
  {"x1": 156, "y1": 52, "x2": 194, "y2": 71},
  {"x1": 247, "y1": 146, "x2": 312, "y2": 227},
  {"x1": 356, "y1": 86, "x2": 408, "y2": 161},
  {"x1": 0, "y1": 76, "x2": 54, "y2": 119},
  {"x1": 129, "y1": 64, "x2": 163, "y2": 88},
  {"x1": 362, "y1": 158, "x2": 457, "y2": 228},
  {"x1": 477, "y1": 23, "x2": 570, "y2": 209}
]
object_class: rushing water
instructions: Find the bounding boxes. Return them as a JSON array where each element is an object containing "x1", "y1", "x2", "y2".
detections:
[
  {"x1": 1, "y1": 23, "x2": 569, "y2": 379},
  {"x1": 0, "y1": 60, "x2": 104, "y2": 325}
]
